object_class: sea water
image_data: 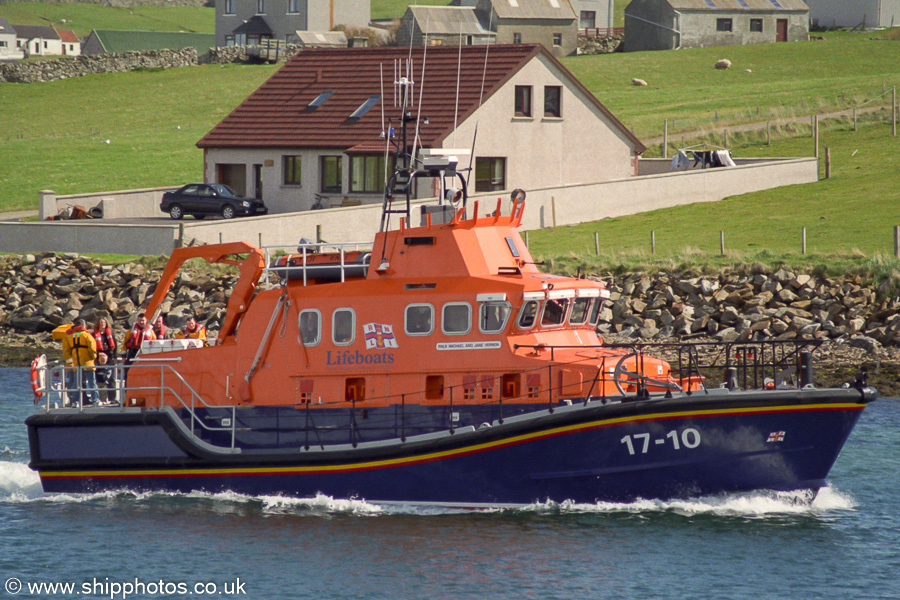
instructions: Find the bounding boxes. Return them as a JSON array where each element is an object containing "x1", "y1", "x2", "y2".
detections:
[{"x1": 1, "y1": 367, "x2": 898, "y2": 600}]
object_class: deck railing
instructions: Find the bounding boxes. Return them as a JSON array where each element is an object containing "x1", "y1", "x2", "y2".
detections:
[{"x1": 260, "y1": 242, "x2": 373, "y2": 288}]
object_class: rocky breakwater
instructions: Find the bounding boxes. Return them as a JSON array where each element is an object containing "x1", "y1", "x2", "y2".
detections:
[{"x1": 0, "y1": 253, "x2": 235, "y2": 364}]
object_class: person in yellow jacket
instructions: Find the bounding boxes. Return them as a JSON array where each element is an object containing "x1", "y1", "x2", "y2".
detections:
[
  {"x1": 62, "y1": 318, "x2": 99, "y2": 405},
  {"x1": 176, "y1": 315, "x2": 207, "y2": 342}
]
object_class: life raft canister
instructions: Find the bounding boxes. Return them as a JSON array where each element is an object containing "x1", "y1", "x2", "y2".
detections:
[{"x1": 31, "y1": 354, "x2": 47, "y2": 404}]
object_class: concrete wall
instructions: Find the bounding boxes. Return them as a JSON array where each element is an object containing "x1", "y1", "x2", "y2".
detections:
[
  {"x1": 39, "y1": 187, "x2": 177, "y2": 220},
  {"x1": 572, "y1": 0, "x2": 614, "y2": 30},
  {"x1": 1, "y1": 157, "x2": 814, "y2": 255},
  {"x1": 807, "y1": 0, "x2": 899, "y2": 28}
]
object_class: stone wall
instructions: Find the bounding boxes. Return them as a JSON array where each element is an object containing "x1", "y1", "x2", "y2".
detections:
[
  {"x1": 0, "y1": 48, "x2": 199, "y2": 83},
  {"x1": 205, "y1": 44, "x2": 304, "y2": 65},
  {"x1": 577, "y1": 34, "x2": 624, "y2": 55}
]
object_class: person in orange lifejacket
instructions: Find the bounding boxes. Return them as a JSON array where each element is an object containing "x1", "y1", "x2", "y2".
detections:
[
  {"x1": 124, "y1": 313, "x2": 156, "y2": 365},
  {"x1": 152, "y1": 314, "x2": 167, "y2": 340},
  {"x1": 176, "y1": 315, "x2": 207, "y2": 342},
  {"x1": 62, "y1": 318, "x2": 99, "y2": 405},
  {"x1": 92, "y1": 316, "x2": 118, "y2": 361}
]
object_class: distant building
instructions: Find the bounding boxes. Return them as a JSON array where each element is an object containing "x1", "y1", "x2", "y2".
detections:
[
  {"x1": 292, "y1": 30, "x2": 348, "y2": 48},
  {"x1": 396, "y1": 6, "x2": 496, "y2": 47},
  {"x1": 197, "y1": 44, "x2": 645, "y2": 213},
  {"x1": 13, "y1": 24, "x2": 62, "y2": 57},
  {"x1": 82, "y1": 30, "x2": 215, "y2": 56},
  {"x1": 806, "y1": 0, "x2": 900, "y2": 29},
  {"x1": 474, "y1": 0, "x2": 579, "y2": 57},
  {"x1": 57, "y1": 29, "x2": 81, "y2": 56},
  {"x1": 215, "y1": 0, "x2": 370, "y2": 47},
  {"x1": 0, "y1": 18, "x2": 23, "y2": 60},
  {"x1": 625, "y1": 0, "x2": 809, "y2": 52}
]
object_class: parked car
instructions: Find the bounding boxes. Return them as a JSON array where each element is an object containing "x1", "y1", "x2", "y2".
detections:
[{"x1": 160, "y1": 184, "x2": 268, "y2": 220}]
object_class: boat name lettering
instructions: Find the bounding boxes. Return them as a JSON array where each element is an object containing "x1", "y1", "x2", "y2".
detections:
[
  {"x1": 436, "y1": 341, "x2": 503, "y2": 351},
  {"x1": 621, "y1": 429, "x2": 701, "y2": 455},
  {"x1": 326, "y1": 350, "x2": 395, "y2": 366}
]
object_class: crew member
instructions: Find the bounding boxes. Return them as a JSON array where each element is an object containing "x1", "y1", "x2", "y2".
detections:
[
  {"x1": 124, "y1": 313, "x2": 156, "y2": 366},
  {"x1": 176, "y1": 315, "x2": 207, "y2": 341},
  {"x1": 62, "y1": 318, "x2": 99, "y2": 405}
]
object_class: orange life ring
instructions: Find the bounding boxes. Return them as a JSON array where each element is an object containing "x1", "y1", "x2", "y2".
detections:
[{"x1": 31, "y1": 354, "x2": 47, "y2": 403}]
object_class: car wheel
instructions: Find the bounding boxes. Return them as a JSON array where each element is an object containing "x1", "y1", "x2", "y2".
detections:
[
  {"x1": 169, "y1": 205, "x2": 183, "y2": 220},
  {"x1": 221, "y1": 205, "x2": 236, "y2": 219}
]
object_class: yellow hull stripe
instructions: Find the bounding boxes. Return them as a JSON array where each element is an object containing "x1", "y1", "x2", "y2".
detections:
[{"x1": 41, "y1": 402, "x2": 863, "y2": 479}]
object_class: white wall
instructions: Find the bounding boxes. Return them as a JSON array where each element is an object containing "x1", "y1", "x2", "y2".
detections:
[{"x1": 806, "y1": 0, "x2": 897, "y2": 28}]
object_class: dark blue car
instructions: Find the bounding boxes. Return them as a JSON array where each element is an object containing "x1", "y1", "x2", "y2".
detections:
[{"x1": 160, "y1": 183, "x2": 268, "y2": 220}]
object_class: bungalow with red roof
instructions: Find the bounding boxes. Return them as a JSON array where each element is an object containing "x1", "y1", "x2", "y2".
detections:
[
  {"x1": 57, "y1": 29, "x2": 81, "y2": 56},
  {"x1": 197, "y1": 44, "x2": 645, "y2": 214}
]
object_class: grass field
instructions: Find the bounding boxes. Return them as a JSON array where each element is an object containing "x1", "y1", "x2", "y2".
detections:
[{"x1": 0, "y1": 1, "x2": 214, "y2": 37}]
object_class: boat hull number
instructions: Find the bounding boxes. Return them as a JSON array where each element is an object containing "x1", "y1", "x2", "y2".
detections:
[{"x1": 620, "y1": 429, "x2": 701, "y2": 455}]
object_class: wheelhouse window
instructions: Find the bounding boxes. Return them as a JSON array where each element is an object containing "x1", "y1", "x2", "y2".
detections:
[
  {"x1": 569, "y1": 298, "x2": 591, "y2": 325},
  {"x1": 283, "y1": 155, "x2": 301, "y2": 185},
  {"x1": 716, "y1": 18, "x2": 733, "y2": 32},
  {"x1": 320, "y1": 156, "x2": 342, "y2": 193},
  {"x1": 514, "y1": 85, "x2": 532, "y2": 117},
  {"x1": 405, "y1": 304, "x2": 434, "y2": 336},
  {"x1": 544, "y1": 86, "x2": 562, "y2": 118},
  {"x1": 517, "y1": 300, "x2": 539, "y2": 330},
  {"x1": 479, "y1": 301, "x2": 511, "y2": 334},
  {"x1": 350, "y1": 155, "x2": 386, "y2": 193},
  {"x1": 298, "y1": 310, "x2": 321, "y2": 346},
  {"x1": 475, "y1": 157, "x2": 506, "y2": 192},
  {"x1": 442, "y1": 303, "x2": 471, "y2": 335},
  {"x1": 750, "y1": 18, "x2": 763, "y2": 32},
  {"x1": 541, "y1": 299, "x2": 569, "y2": 327},
  {"x1": 580, "y1": 11, "x2": 596, "y2": 29},
  {"x1": 332, "y1": 309, "x2": 355, "y2": 345},
  {"x1": 589, "y1": 298, "x2": 603, "y2": 326},
  {"x1": 224, "y1": 0, "x2": 235, "y2": 14}
]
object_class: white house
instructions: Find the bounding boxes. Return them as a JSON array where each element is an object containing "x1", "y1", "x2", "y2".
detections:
[
  {"x1": 197, "y1": 44, "x2": 645, "y2": 214},
  {"x1": 0, "y1": 18, "x2": 24, "y2": 60},
  {"x1": 13, "y1": 24, "x2": 62, "y2": 57},
  {"x1": 57, "y1": 29, "x2": 81, "y2": 56},
  {"x1": 805, "y1": 0, "x2": 900, "y2": 29}
]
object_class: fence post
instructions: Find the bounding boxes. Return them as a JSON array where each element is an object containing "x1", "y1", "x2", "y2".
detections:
[
  {"x1": 551, "y1": 196, "x2": 557, "y2": 227},
  {"x1": 523, "y1": 230, "x2": 529, "y2": 247},
  {"x1": 854, "y1": 107, "x2": 858, "y2": 131},
  {"x1": 802, "y1": 227, "x2": 807, "y2": 255},
  {"x1": 813, "y1": 115, "x2": 819, "y2": 158},
  {"x1": 825, "y1": 147, "x2": 831, "y2": 179},
  {"x1": 663, "y1": 119, "x2": 668, "y2": 159},
  {"x1": 893, "y1": 87, "x2": 897, "y2": 137},
  {"x1": 766, "y1": 121, "x2": 771, "y2": 145},
  {"x1": 719, "y1": 231, "x2": 724, "y2": 256},
  {"x1": 651, "y1": 230, "x2": 655, "y2": 255},
  {"x1": 894, "y1": 226, "x2": 899, "y2": 259},
  {"x1": 724, "y1": 128, "x2": 728, "y2": 148},
  {"x1": 594, "y1": 232, "x2": 600, "y2": 255},
  {"x1": 316, "y1": 224, "x2": 322, "y2": 243}
]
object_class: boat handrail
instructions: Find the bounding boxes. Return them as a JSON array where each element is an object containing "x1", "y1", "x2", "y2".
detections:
[{"x1": 259, "y1": 242, "x2": 374, "y2": 288}]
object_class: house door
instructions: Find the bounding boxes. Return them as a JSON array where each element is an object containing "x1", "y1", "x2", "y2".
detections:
[
  {"x1": 253, "y1": 164, "x2": 263, "y2": 200},
  {"x1": 776, "y1": 19, "x2": 788, "y2": 42},
  {"x1": 216, "y1": 164, "x2": 247, "y2": 197}
]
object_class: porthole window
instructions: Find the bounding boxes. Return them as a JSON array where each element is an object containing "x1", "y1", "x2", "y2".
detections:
[
  {"x1": 442, "y1": 303, "x2": 471, "y2": 335},
  {"x1": 405, "y1": 304, "x2": 434, "y2": 336},
  {"x1": 569, "y1": 298, "x2": 591, "y2": 325},
  {"x1": 332, "y1": 308, "x2": 355, "y2": 345},
  {"x1": 541, "y1": 298, "x2": 569, "y2": 327},
  {"x1": 517, "y1": 300, "x2": 540, "y2": 330},
  {"x1": 479, "y1": 301, "x2": 511, "y2": 334},
  {"x1": 298, "y1": 309, "x2": 321, "y2": 346}
]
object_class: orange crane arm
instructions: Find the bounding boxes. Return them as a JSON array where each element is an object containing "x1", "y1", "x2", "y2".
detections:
[{"x1": 143, "y1": 242, "x2": 265, "y2": 341}]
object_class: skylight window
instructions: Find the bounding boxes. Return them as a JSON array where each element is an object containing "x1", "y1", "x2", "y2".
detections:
[
  {"x1": 349, "y1": 95, "x2": 380, "y2": 121},
  {"x1": 306, "y1": 90, "x2": 333, "y2": 111},
  {"x1": 769, "y1": 0, "x2": 784, "y2": 7},
  {"x1": 736, "y1": 0, "x2": 749, "y2": 7},
  {"x1": 703, "y1": 0, "x2": 716, "y2": 7}
]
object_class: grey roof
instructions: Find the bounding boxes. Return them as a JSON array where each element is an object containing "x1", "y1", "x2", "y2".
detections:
[
  {"x1": 665, "y1": 0, "x2": 809, "y2": 10},
  {"x1": 12, "y1": 24, "x2": 60, "y2": 41},
  {"x1": 293, "y1": 30, "x2": 348, "y2": 46},
  {"x1": 486, "y1": 0, "x2": 577, "y2": 20},
  {"x1": 408, "y1": 6, "x2": 495, "y2": 35},
  {"x1": 0, "y1": 18, "x2": 15, "y2": 35}
]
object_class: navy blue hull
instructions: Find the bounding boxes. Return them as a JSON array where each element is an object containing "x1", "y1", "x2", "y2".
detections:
[{"x1": 28, "y1": 388, "x2": 873, "y2": 506}]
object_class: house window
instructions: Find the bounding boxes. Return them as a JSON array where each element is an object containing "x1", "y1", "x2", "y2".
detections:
[
  {"x1": 350, "y1": 155, "x2": 386, "y2": 193},
  {"x1": 256, "y1": 0, "x2": 265, "y2": 14},
  {"x1": 514, "y1": 85, "x2": 532, "y2": 117},
  {"x1": 320, "y1": 156, "x2": 342, "y2": 193},
  {"x1": 225, "y1": 34, "x2": 235, "y2": 46},
  {"x1": 513, "y1": 32, "x2": 522, "y2": 44},
  {"x1": 544, "y1": 86, "x2": 562, "y2": 118},
  {"x1": 0, "y1": 41, "x2": 6, "y2": 48},
  {"x1": 332, "y1": 309, "x2": 355, "y2": 345},
  {"x1": 553, "y1": 33, "x2": 562, "y2": 46},
  {"x1": 287, "y1": 0, "x2": 301, "y2": 14},
  {"x1": 224, "y1": 0, "x2": 235, "y2": 14},
  {"x1": 580, "y1": 11, "x2": 596, "y2": 29},
  {"x1": 283, "y1": 156, "x2": 301, "y2": 185},
  {"x1": 475, "y1": 157, "x2": 506, "y2": 192},
  {"x1": 717, "y1": 18, "x2": 733, "y2": 32},
  {"x1": 750, "y1": 18, "x2": 763, "y2": 32}
]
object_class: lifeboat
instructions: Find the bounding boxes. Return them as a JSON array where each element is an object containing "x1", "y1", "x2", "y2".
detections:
[{"x1": 25, "y1": 65, "x2": 877, "y2": 508}]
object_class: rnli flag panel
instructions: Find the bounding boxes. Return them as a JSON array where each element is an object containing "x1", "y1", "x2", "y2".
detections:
[{"x1": 364, "y1": 323, "x2": 399, "y2": 349}]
